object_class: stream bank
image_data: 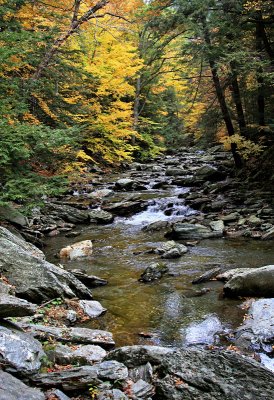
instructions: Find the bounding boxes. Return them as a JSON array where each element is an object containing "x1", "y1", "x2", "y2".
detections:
[{"x1": 1, "y1": 147, "x2": 274, "y2": 399}]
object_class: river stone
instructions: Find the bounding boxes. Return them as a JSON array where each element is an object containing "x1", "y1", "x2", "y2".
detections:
[
  {"x1": 262, "y1": 227, "x2": 274, "y2": 240},
  {"x1": 170, "y1": 223, "x2": 222, "y2": 240},
  {"x1": 139, "y1": 263, "x2": 169, "y2": 282},
  {"x1": 0, "y1": 369, "x2": 45, "y2": 400},
  {"x1": 103, "y1": 200, "x2": 147, "y2": 216},
  {"x1": 216, "y1": 268, "x2": 253, "y2": 282},
  {"x1": 89, "y1": 209, "x2": 114, "y2": 224},
  {"x1": 48, "y1": 344, "x2": 107, "y2": 365},
  {"x1": 88, "y1": 189, "x2": 114, "y2": 199},
  {"x1": 19, "y1": 324, "x2": 115, "y2": 349},
  {"x1": 95, "y1": 360, "x2": 128, "y2": 380},
  {"x1": 59, "y1": 240, "x2": 93, "y2": 260},
  {"x1": 45, "y1": 203, "x2": 89, "y2": 223},
  {"x1": 115, "y1": 178, "x2": 136, "y2": 190},
  {"x1": 0, "y1": 204, "x2": 29, "y2": 227},
  {"x1": 0, "y1": 326, "x2": 45, "y2": 375},
  {"x1": 70, "y1": 269, "x2": 108, "y2": 287},
  {"x1": 97, "y1": 389, "x2": 128, "y2": 400},
  {"x1": 235, "y1": 298, "x2": 274, "y2": 352},
  {"x1": 0, "y1": 294, "x2": 37, "y2": 317},
  {"x1": 79, "y1": 300, "x2": 107, "y2": 318},
  {"x1": 0, "y1": 226, "x2": 45, "y2": 259},
  {"x1": 152, "y1": 349, "x2": 274, "y2": 400},
  {"x1": 45, "y1": 389, "x2": 71, "y2": 400},
  {"x1": 209, "y1": 220, "x2": 224, "y2": 232},
  {"x1": 247, "y1": 215, "x2": 261, "y2": 225},
  {"x1": 0, "y1": 231, "x2": 92, "y2": 302},
  {"x1": 194, "y1": 165, "x2": 224, "y2": 181},
  {"x1": 223, "y1": 265, "x2": 274, "y2": 298},
  {"x1": 156, "y1": 241, "x2": 188, "y2": 259},
  {"x1": 165, "y1": 167, "x2": 185, "y2": 176},
  {"x1": 0, "y1": 280, "x2": 15, "y2": 295},
  {"x1": 181, "y1": 315, "x2": 223, "y2": 346},
  {"x1": 221, "y1": 212, "x2": 241, "y2": 223},
  {"x1": 131, "y1": 379, "x2": 155, "y2": 398}
]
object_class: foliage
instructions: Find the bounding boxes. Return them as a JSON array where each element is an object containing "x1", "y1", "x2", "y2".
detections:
[{"x1": 221, "y1": 134, "x2": 265, "y2": 160}]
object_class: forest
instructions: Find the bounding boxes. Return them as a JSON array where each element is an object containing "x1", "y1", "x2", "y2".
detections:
[{"x1": 0, "y1": 0, "x2": 273, "y2": 206}]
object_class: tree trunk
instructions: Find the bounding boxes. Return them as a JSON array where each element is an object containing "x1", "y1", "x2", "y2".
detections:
[
  {"x1": 202, "y1": 20, "x2": 242, "y2": 167},
  {"x1": 230, "y1": 61, "x2": 247, "y2": 135},
  {"x1": 132, "y1": 76, "x2": 142, "y2": 144},
  {"x1": 255, "y1": 13, "x2": 265, "y2": 126}
]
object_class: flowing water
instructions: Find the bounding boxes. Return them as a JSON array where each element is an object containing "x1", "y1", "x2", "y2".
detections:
[{"x1": 45, "y1": 184, "x2": 274, "y2": 348}]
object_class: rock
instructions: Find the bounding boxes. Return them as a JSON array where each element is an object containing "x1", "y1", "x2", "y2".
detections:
[
  {"x1": 181, "y1": 315, "x2": 223, "y2": 346},
  {"x1": 89, "y1": 210, "x2": 114, "y2": 224},
  {"x1": 70, "y1": 269, "x2": 108, "y2": 287},
  {"x1": 47, "y1": 344, "x2": 107, "y2": 365},
  {"x1": 46, "y1": 389, "x2": 71, "y2": 400},
  {"x1": 165, "y1": 167, "x2": 185, "y2": 176},
  {"x1": 221, "y1": 212, "x2": 241, "y2": 223},
  {"x1": 19, "y1": 324, "x2": 115, "y2": 349},
  {"x1": 0, "y1": 230, "x2": 92, "y2": 302},
  {"x1": 59, "y1": 240, "x2": 93, "y2": 260},
  {"x1": 224, "y1": 265, "x2": 274, "y2": 298},
  {"x1": 142, "y1": 220, "x2": 171, "y2": 232},
  {"x1": 209, "y1": 220, "x2": 225, "y2": 232},
  {"x1": 88, "y1": 189, "x2": 114, "y2": 199},
  {"x1": 139, "y1": 263, "x2": 169, "y2": 283},
  {"x1": 79, "y1": 300, "x2": 107, "y2": 318},
  {"x1": 262, "y1": 227, "x2": 274, "y2": 240},
  {"x1": 131, "y1": 379, "x2": 155, "y2": 399},
  {"x1": 45, "y1": 203, "x2": 89, "y2": 223},
  {"x1": 235, "y1": 298, "x2": 274, "y2": 352},
  {"x1": 0, "y1": 369, "x2": 45, "y2": 400},
  {"x1": 103, "y1": 201, "x2": 147, "y2": 216},
  {"x1": 66, "y1": 309, "x2": 77, "y2": 324},
  {"x1": 156, "y1": 241, "x2": 188, "y2": 259},
  {"x1": 0, "y1": 294, "x2": 37, "y2": 317},
  {"x1": 0, "y1": 204, "x2": 29, "y2": 227},
  {"x1": 0, "y1": 325, "x2": 45, "y2": 375},
  {"x1": 97, "y1": 389, "x2": 128, "y2": 400},
  {"x1": 216, "y1": 268, "x2": 253, "y2": 282},
  {"x1": 247, "y1": 215, "x2": 261, "y2": 225},
  {"x1": 32, "y1": 361, "x2": 128, "y2": 391},
  {"x1": 192, "y1": 267, "x2": 222, "y2": 284},
  {"x1": 129, "y1": 362, "x2": 153, "y2": 383},
  {"x1": 169, "y1": 223, "x2": 222, "y2": 240},
  {"x1": 0, "y1": 226, "x2": 45, "y2": 259},
  {"x1": 195, "y1": 165, "x2": 225, "y2": 181},
  {"x1": 0, "y1": 280, "x2": 15, "y2": 295},
  {"x1": 115, "y1": 178, "x2": 146, "y2": 191}
]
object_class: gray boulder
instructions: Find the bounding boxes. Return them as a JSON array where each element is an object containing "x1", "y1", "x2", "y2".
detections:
[
  {"x1": 70, "y1": 269, "x2": 108, "y2": 287},
  {"x1": 79, "y1": 300, "x2": 107, "y2": 318},
  {"x1": 156, "y1": 241, "x2": 188, "y2": 259},
  {"x1": 0, "y1": 369, "x2": 45, "y2": 400},
  {"x1": 97, "y1": 389, "x2": 128, "y2": 400},
  {"x1": 0, "y1": 228, "x2": 92, "y2": 302},
  {"x1": 139, "y1": 263, "x2": 169, "y2": 283},
  {"x1": 0, "y1": 294, "x2": 37, "y2": 317},
  {"x1": 170, "y1": 223, "x2": 222, "y2": 240},
  {"x1": 0, "y1": 204, "x2": 29, "y2": 227},
  {"x1": 47, "y1": 344, "x2": 107, "y2": 365},
  {"x1": 194, "y1": 165, "x2": 225, "y2": 181},
  {"x1": 89, "y1": 209, "x2": 114, "y2": 224},
  {"x1": 103, "y1": 200, "x2": 147, "y2": 216},
  {"x1": 46, "y1": 203, "x2": 89, "y2": 223},
  {"x1": 181, "y1": 315, "x2": 223, "y2": 346},
  {"x1": 224, "y1": 265, "x2": 274, "y2": 298},
  {"x1": 0, "y1": 326, "x2": 45, "y2": 375}
]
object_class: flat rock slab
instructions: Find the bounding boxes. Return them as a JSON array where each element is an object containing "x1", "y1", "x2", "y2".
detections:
[
  {"x1": 170, "y1": 223, "x2": 222, "y2": 240},
  {"x1": 0, "y1": 325, "x2": 45, "y2": 375},
  {"x1": 0, "y1": 369, "x2": 45, "y2": 400},
  {"x1": 89, "y1": 210, "x2": 114, "y2": 224},
  {"x1": 20, "y1": 324, "x2": 115, "y2": 349},
  {"x1": 224, "y1": 265, "x2": 274, "y2": 298},
  {"x1": 181, "y1": 315, "x2": 223, "y2": 346},
  {"x1": 47, "y1": 344, "x2": 107, "y2": 365},
  {"x1": 32, "y1": 361, "x2": 128, "y2": 391},
  {"x1": 59, "y1": 240, "x2": 93, "y2": 260},
  {"x1": 0, "y1": 294, "x2": 37, "y2": 317},
  {"x1": 70, "y1": 269, "x2": 108, "y2": 287}
]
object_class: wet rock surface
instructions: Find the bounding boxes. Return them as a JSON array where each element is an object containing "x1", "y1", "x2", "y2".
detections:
[
  {"x1": 0, "y1": 369, "x2": 45, "y2": 400},
  {"x1": 0, "y1": 294, "x2": 37, "y2": 317}
]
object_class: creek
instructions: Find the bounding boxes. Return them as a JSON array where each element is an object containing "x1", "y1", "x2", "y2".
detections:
[{"x1": 44, "y1": 173, "x2": 274, "y2": 348}]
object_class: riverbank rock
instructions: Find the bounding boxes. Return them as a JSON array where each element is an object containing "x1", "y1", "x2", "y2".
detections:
[
  {"x1": 45, "y1": 203, "x2": 89, "y2": 223},
  {"x1": 107, "y1": 346, "x2": 274, "y2": 400},
  {"x1": 19, "y1": 324, "x2": 115, "y2": 349},
  {"x1": 70, "y1": 269, "x2": 108, "y2": 287},
  {"x1": 156, "y1": 241, "x2": 188, "y2": 259},
  {"x1": 224, "y1": 265, "x2": 274, "y2": 298},
  {"x1": 0, "y1": 294, "x2": 36, "y2": 317},
  {"x1": 235, "y1": 298, "x2": 274, "y2": 353},
  {"x1": 0, "y1": 229, "x2": 92, "y2": 302},
  {"x1": 139, "y1": 263, "x2": 169, "y2": 283},
  {"x1": 103, "y1": 200, "x2": 147, "y2": 216},
  {"x1": 47, "y1": 344, "x2": 107, "y2": 365},
  {"x1": 89, "y1": 209, "x2": 114, "y2": 224},
  {"x1": 0, "y1": 204, "x2": 29, "y2": 227},
  {"x1": 0, "y1": 369, "x2": 45, "y2": 400},
  {"x1": 169, "y1": 222, "x2": 223, "y2": 240},
  {"x1": 0, "y1": 325, "x2": 45, "y2": 375},
  {"x1": 59, "y1": 240, "x2": 93, "y2": 260}
]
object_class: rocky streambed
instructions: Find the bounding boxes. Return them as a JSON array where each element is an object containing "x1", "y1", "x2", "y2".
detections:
[{"x1": 1, "y1": 146, "x2": 274, "y2": 399}]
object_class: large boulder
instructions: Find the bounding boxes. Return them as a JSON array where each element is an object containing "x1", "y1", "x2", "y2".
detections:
[
  {"x1": 0, "y1": 370, "x2": 45, "y2": 400},
  {"x1": 0, "y1": 228, "x2": 92, "y2": 302},
  {"x1": 47, "y1": 344, "x2": 107, "y2": 365},
  {"x1": 79, "y1": 300, "x2": 107, "y2": 318},
  {"x1": 181, "y1": 315, "x2": 223, "y2": 346},
  {"x1": 224, "y1": 265, "x2": 274, "y2": 298},
  {"x1": 139, "y1": 263, "x2": 169, "y2": 283},
  {"x1": 103, "y1": 200, "x2": 147, "y2": 216},
  {"x1": 45, "y1": 203, "x2": 89, "y2": 223},
  {"x1": 0, "y1": 326, "x2": 45, "y2": 375},
  {"x1": 59, "y1": 240, "x2": 93, "y2": 260},
  {"x1": 0, "y1": 294, "x2": 37, "y2": 317},
  {"x1": 169, "y1": 223, "x2": 223, "y2": 240},
  {"x1": 155, "y1": 241, "x2": 188, "y2": 259},
  {"x1": 89, "y1": 210, "x2": 114, "y2": 224},
  {"x1": 0, "y1": 204, "x2": 29, "y2": 227},
  {"x1": 194, "y1": 165, "x2": 225, "y2": 181}
]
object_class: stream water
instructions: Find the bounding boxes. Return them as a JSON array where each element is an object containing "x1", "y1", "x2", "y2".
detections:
[{"x1": 45, "y1": 183, "x2": 274, "y2": 348}]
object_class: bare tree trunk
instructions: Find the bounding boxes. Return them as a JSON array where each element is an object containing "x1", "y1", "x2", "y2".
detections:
[
  {"x1": 230, "y1": 61, "x2": 247, "y2": 135},
  {"x1": 132, "y1": 76, "x2": 141, "y2": 145},
  {"x1": 31, "y1": 0, "x2": 109, "y2": 81},
  {"x1": 202, "y1": 19, "x2": 242, "y2": 167},
  {"x1": 256, "y1": 17, "x2": 265, "y2": 127}
]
